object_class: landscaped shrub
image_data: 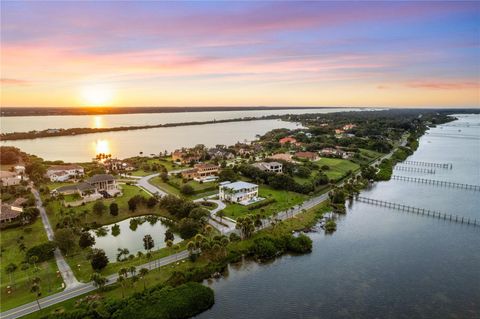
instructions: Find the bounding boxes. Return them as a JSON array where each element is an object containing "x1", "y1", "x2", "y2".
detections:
[
  {"x1": 247, "y1": 198, "x2": 276, "y2": 211},
  {"x1": 40, "y1": 282, "x2": 214, "y2": 319},
  {"x1": 26, "y1": 241, "x2": 57, "y2": 262},
  {"x1": 287, "y1": 234, "x2": 313, "y2": 253}
]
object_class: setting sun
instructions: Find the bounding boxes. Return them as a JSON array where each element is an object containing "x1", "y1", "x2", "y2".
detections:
[{"x1": 80, "y1": 85, "x2": 114, "y2": 106}]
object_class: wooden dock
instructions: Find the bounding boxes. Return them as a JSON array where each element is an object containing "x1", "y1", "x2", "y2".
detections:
[
  {"x1": 394, "y1": 165, "x2": 435, "y2": 174},
  {"x1": 392, "y1": 175, "x2": 480, "y2": 191},
  {"x1": 403, "y1": 160, "x2": 452, "y2": 169},
  {"x1": 356, "y1": 196, "x2": 479, "y2": 227}
]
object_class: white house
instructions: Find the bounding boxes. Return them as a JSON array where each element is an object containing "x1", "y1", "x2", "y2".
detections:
[
  {"x1": 253, "y1": 161, "x2": 283, "y2": 173},
  {"x1": 0, "y1": 171, "x2": 21, "y2": 186},
  {"x1": 219, "y1": 181, "x2": 259, "y2": 204},
  {"x1": 46, "y1": 165, "x2": 84, "y2": 182}
]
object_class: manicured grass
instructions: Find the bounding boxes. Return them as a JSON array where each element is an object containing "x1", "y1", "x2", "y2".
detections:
[
  {"x1": 221, "y1": 186, "x2": 306, "y2": 220},
  {"x1": 315, "y1": 158, "x2": 359, "y2": 181},
  {"x1": 149, "y1": 176, "x2": 218, "y2": 199},
  {"x1": 44, "y1": 184, "x2": 170, "y2": 228},
  {"x1": 0, "y1": 219, "x2": 64, "y2": 311},
  {"x1": 66, "y1": 241, "x2": 187, "y2": 282}
]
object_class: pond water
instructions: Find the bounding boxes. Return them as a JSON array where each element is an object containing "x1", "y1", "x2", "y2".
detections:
[
  {"x1": 90, "y1": 215, "x2": 181, "y2": 261},
  {"x1": 196, "y1": 114, "x2": 480, "y2": 319}
]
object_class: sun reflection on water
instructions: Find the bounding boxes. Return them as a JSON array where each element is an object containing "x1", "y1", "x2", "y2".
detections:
[
  {"x1": 93, "y1": 139, "x2": 112, "y2": 160},
  {"x1": 92, "y1": 116, "x2": 104, "y2": 129}
]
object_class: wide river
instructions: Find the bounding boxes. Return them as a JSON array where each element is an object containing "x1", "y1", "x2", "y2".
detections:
[
  {"x1": 0, "y1": 108, "x2": 366, "y2": 162},
  {"x1": 0, "y1": 107, "x2": 364, "y2": 133},
  {"x1": 1, "y1": 119, "x2": 302, "y2": 162},
  {"x1": 197, "y1": 114, "x2": 480, "y2": 319}
]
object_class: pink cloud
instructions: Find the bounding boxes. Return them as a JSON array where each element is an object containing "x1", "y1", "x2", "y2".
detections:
[
  {"x1": 0, "y1": 78, "x2": 30, "y2": 86},
  {"x1": 407, "y1": 81, "x2": 479, "y2": 90}
]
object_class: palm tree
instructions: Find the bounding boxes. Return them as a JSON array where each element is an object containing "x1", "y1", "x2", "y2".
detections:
[
  {"x1": 21, "y1": 262, "x2": 30, "y2": 284},
  {"x1": 131, "y1": 275, "x2": 139, "y2": 289},
  {"x1": 30, "y1": 277, "x2": 41, "y2": 309},
  {"x1": 118, "y1": 267, "x2": 128, "y2": 278},
  {"x1": 90, "y1": 272, "x2": 107, "y2": 291},
  {"x1": 116, "y1": 248, "x2": 130, "y2": 262},
  {"x1": 204, "y1": 225, "x2": 213, "y2": 238},
  {"x1": 117, "y1": 275, "x2": 127, "y2": 298},
  {"x1": 128, "y1": 266, "x2": 136, "y2": 277},
  {"x1": 139, "y1": 268, "x2": 149, "y2": 289},
  {"x1": 165, "y1": 239, "x2": 173, "y2": 249},
  {"x1": 6, "y1": 263, "x2": 17, "y2": 285},
  {"x1": 186, "y1": 241, "x2": 196, "y2": 256},
  {"x1": 29, "y1": 256, "x2": 39, "y2": 271}
]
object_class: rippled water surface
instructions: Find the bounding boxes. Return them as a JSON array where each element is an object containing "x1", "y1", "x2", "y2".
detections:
[{"x1": 197, "y1": 114, "x2": 480, "y2": 319}]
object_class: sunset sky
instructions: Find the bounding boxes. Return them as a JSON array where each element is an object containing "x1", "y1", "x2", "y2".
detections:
[{"x1": 1, "y1": 1, "x2": 479, "y2": 108}]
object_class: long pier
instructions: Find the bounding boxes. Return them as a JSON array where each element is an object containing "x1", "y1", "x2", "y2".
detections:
[
  {"x1": 394, "y1": 165, "x2": 435, "y2": 174},
  {"x1": 403, "y1": 160, "x2": 452, "y2": 169},
  {"x1": 356, "y1": 196, "x2": 479, "y2": 227},
  {"x1": 392, "y1": 175, "x2": 480, "y2": 191}
]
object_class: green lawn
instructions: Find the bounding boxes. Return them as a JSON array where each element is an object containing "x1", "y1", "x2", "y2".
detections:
[
  {"x1": 315, "y1": 158, "x2": 359, "y2": 181},
  {"x1": 149, "y1": 176, "x2": 218, "y2": 199},
  {"x1": 66, "y1": 241, "x2": 187, "y2": 282},
  {"x1": 221, "y1": 186, "x2": 306, "y2": 220},
  {"x1": 0, "y1": 219, "x2": 64, "y2": 311},
  {"x1": 44, "y1": 184, "x2": 170, "y2": 228}
]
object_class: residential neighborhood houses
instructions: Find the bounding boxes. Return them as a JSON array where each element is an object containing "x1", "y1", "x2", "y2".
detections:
[
  {"x1": 219, "y1": 181, "x2": 261, "y2": 205},
  {"x1": 46, "y1": 164, "x2": 84, "y2": 182},
  {"x1": 279, "y1": 136, "x2": 301, "y2": 146},
  {"x1": 182, "y1": 163, "x2": 220, "y2": 181},
  {"x1": 0, "y1": 200, "x2": 23, "y2": 224},
  {"x1": 52, "y1": 173, "x2": 120, "y2": 206},
  {"x1": 253, "y1": 161, "x2": 283, "y2": 173}
]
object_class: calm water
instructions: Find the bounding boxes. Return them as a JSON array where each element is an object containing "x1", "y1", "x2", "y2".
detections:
[
  {"x1": 90, "y1": 216, "x2": 181, "y2": 261},
  {"x1": 1, "y1": 119, "x2": 301, "y2": 162},
  {"x1": 197, "y1": 114, "x2": 480, "y2": 319},
  {"x1": 0, "y1": 108, "x2": 364, "y2": 133}
]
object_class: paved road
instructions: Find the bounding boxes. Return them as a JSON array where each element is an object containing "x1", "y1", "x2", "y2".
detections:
[
  {"x1": 0, "y1": 250, "x2": 189, "y2": 319},
  {"x1": 194, "y1": 197, "x2": 237, "y2": 234},
  {"x1": 135, "y1": 173, "x2": 167, "y2": 197},
  {"x1": 31, "y1": 188, "x2": 80, "y2": 290}
]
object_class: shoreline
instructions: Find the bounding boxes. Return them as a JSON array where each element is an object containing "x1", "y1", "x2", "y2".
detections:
[
  {"x1": 0, "y1": 115, "x2": 291, "y2": 141},
  {"x1": 0, "y1": 106, "x2": 348, "y2": 117}
]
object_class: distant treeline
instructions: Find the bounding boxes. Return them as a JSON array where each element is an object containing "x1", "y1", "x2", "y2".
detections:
[
  {"x1": 0, "y1": 115, "x2": 284, "y2": 141},
  {"x1": 1, "y1": 106, "x2": 333, "y2": 117}
]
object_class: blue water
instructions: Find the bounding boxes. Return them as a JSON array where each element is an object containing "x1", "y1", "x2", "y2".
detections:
[{"x1": 197, "y1": 114, "x2": 480, "y2": 319}]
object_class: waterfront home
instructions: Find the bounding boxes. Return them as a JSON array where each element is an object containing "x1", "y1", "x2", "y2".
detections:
[
  {"x1": 52, "y1": 174, "x2": 119, "y2": 205},
  {"x1": 103, "y1": 159, "x2": 134, "y2": 172},
  {"x1": 86, "y1": 174, "x2": 120, "y2": 195},
  {"x1": 14, "y1": 165, "x2": 26, "y2": 174},
  {"x1": 269, "y1": 153, "x2": 293, "y2": 162},
  {"x1": 295, "y1": 151, "x2": 319, "y2": 161},
  {"x1": 0, "y1": 200, "x2": 23, "y2": 224},
  {"x1": 320, "y1": 148, "x2": 354, "y2": 159},
  {"x1": 182, "y1": 163, "x2": 219, "y2": 180},
  {"x1": 342, "y1": 124, "x2": 356, "y2": 131},
  {"x1": 208, "y1": 148, "x2": 235, "y2": 160},
  {"x1": 279, "y1": 136, "x2": 301, "y2": 146},
  {"x1": 172, "y1": 149, "x2": 202, "y2": 164},
  {"x1": 219, "y1": 181, "x2": 260, "y2": 205},
  {"x1": 0, "y1": 171, "x2": 22, "y2": 186},
  {"x1": 46, "y1": 164, "x2": 84, "y2": 182},
  {"x1": 253, "y1": 161, "x2": 283, "y2": 173}
]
